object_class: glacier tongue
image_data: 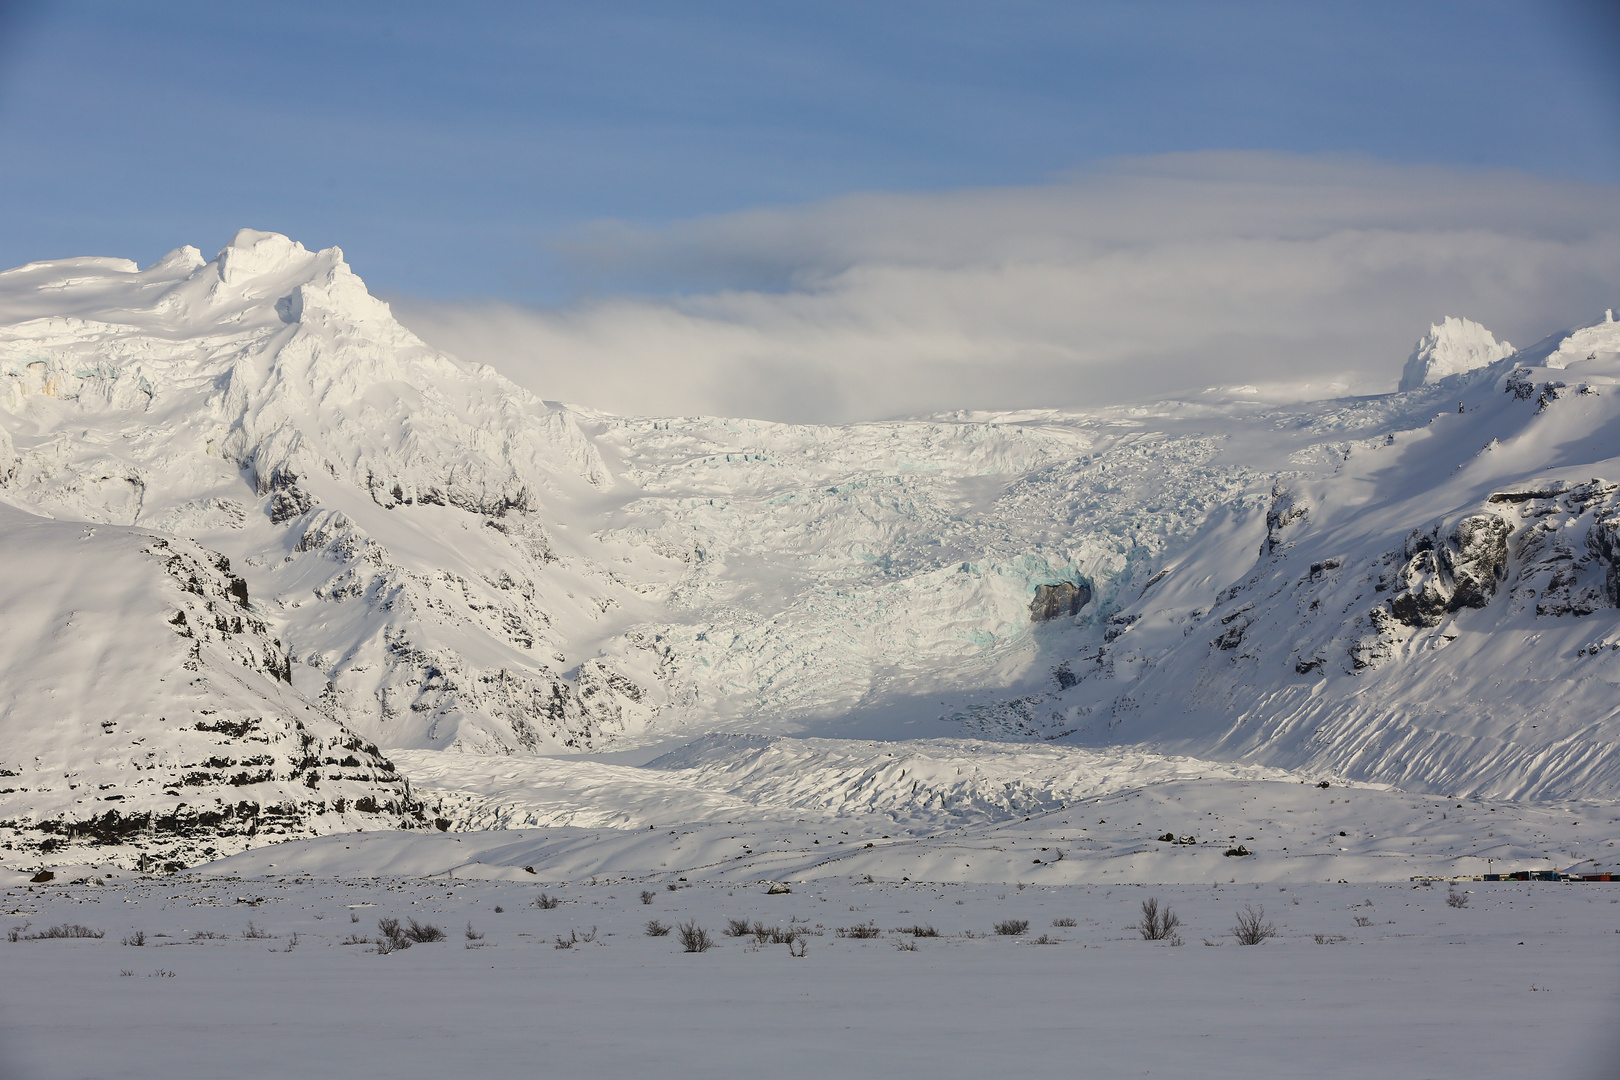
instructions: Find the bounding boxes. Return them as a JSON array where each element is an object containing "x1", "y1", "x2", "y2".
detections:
[{"x1": 2, "y1": 229, "x2": 1620, "y2": 870}]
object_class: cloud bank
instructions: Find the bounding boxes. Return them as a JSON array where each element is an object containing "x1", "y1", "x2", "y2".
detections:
[{"x1": 394, "y1": 152, "x2": 1620, "y2": 423}]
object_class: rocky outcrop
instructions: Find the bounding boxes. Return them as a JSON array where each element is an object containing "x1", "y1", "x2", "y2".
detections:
[
  {"x1": 1386, "y1": 514, "x2": 1511, "y2": 628},
  {"x1": 1263, "y1": 484, "x2": 1308, "y2": 555},
  {"x1": 1496, "y1": 480, "x2": 1620, "y2": 616},
  {"x1": 1590, "y1": 512, "x2": 1620, "y2": 607},
  {"x1": 1029, "y1": 580, "x2": 1092, "y2": 621}
]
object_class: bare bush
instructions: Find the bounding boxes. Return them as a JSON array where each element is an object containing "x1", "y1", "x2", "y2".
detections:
[
  {"x1": 242, "y1": 922, "x2": 270, "y2": 940},
  {"x1": 1314, "y1": 933, "x2": 1348, "y2": 944},
  {"x1": 723, "y1": 917, "x2": 753, "y2": 937},
  {"x1": 994, "y1": 919, "x2": 1030, "y2": 936},
  {"x1": 788, "y1": 937, "x2": 808, "y2": 958},
  {"x1": 404, "y1": 919, "x2": 445, "y2": 943},
  {"x1": 640, "y1": 890, "x2": 656, "y2": 905},
  {"x1": 121, "y1": 931, "x2": 146, "y2": 947},
  {"x1": 465, "y1": 922, "x2": 484, "y2": 941},
  {"x1": 43, "y1": 921, "x2": 108, "y2": 942},
  {"x1": 894, "y1": 938, "x2": 919, "y2": 951},
  {"x1": 1354, "y1": 916, "x2": 1373, "y2": 928},
  {"x1": 838, "y1": 923, "x2": 882, "y2": 939},
  {"x1": 535, "y1": 893, "x2": 560, "y2": 910},
  {"x1": 1232, "y1": 904, "x2": 1277, "y2": 945},
  {"x1": 645, "y1": 919, "x2": 671, "y2": 937},
  {"x1": 1446, "y1": 888, "x2": 1470, "y2": 909},
  {"x1": 1032, "y1": 933, "x2": 1060, "y2": 945},
  {"x1": 191, "y1": 931, "x2": 227, "y2": 940},
  {"x1": 679, "y1": 921, "x2": 713, "y2": 953},
  {"x1": 376, "y1": 918, "x2": 411, "y2": 952},
  {"x1": 1137, "y1": 898, "x2": 1181, "y2": 941},
  {"x1": 1051, "y1": 917, "x2": 1077, "y2": 927},
  {"x1": 896, "y1": 925, "x2": 939, "y2": 937},
  {"x1": 25, "y1": 924, "x2": 105, "y2": 940},
  {"x1": 554, "y1": 931, "x2": 576, "y2": 949}
]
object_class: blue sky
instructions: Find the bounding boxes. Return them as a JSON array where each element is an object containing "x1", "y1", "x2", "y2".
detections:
[
  {"x1": 1, "y1": 1, "x2": 1616, "y2": 301},
  {"x1": 1, "y1": 2, "x2": 1618, "y2": 419}
]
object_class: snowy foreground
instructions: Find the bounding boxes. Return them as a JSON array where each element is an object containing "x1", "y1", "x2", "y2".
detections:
[{"x1": 2, "y1": 871, "x2": 1617, "y2": 1079}]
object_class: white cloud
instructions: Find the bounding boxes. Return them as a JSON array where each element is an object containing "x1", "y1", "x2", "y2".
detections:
[{"x1": 393, "y1": 152, "x2": 1620, "y2": 422}]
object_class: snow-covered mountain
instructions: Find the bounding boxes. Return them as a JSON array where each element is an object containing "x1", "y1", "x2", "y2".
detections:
[
  {"x1": 2, "y1": 230, "x2": 1617, "y2": 870},
  {"x1": 1397, "y1": 316, "x2": 1515, "y2": 391}
]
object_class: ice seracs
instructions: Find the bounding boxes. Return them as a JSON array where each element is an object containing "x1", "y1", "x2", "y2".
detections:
[{"x1": 1397, "y1": 315, "x2": 1515, "y2": 392}]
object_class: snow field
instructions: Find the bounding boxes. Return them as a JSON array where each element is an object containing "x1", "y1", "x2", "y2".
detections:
[
  {"x1": 375, "y1": 737, "x2": 1620, "y2": 884},
  {"x1": 2, "y1": 875, "x2": 1617, "y2": 1079}
]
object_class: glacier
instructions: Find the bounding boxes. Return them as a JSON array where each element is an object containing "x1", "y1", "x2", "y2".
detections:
[{"x1": 2, "y1": 229, "x2": 1618, "y2": 871}]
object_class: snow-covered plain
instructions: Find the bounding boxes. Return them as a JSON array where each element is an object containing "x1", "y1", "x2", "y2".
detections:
[{"x1": 2, "y1": 873, "x2": 1617, "y2": 1079}]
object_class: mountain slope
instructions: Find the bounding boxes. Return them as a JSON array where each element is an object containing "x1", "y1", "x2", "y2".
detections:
[
  {"x1": 981, "y1": 328, "x2": 1620, "y2": 798},
  {"x1": 2, "y1": 231, "x2": 1618, "y2": 871},
  {"x1": 0, "y1": 505, "x2": 426, "y2": 870}
]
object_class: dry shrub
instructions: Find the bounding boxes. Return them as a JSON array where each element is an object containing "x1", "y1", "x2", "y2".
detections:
[
  {"x1": 679, "y1": 921, "x2": 712, "y2": 953},
  {"x1": 1232, "y1": 904, "x2": 1277, "y2": 945}
]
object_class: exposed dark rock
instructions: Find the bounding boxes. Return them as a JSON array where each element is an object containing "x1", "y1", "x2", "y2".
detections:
[
  {"x1": 1029, "y1": 580, "x2": 1091, "y2": 622},
  {"x1": 1212, "y1": 603, "x2": 1253, "y2": 651},
  {"x1": 1387, "y1": 514, "x2": 1511, "y2": 628},
  {"x1": 268, "y1": 486, "x2": 315, "y2": 523},
  {"x1": 1505, "y1": 368, "x2": 1537, "y2": 400},
  {"x1": 1103, "y1": 612, "x2": 1140, "y2": 642},
  {"x1": 1264, "y1": 485, "x2": 1308, "y2": 554},
  {"x1": 1587, "y1": 509, "x2": 1620, "y2": 607}
]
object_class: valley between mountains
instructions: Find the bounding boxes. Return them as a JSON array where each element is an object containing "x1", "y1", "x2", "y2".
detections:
[{"x1": 2, "y1": 229, "x2": 1618, "y2": 880}]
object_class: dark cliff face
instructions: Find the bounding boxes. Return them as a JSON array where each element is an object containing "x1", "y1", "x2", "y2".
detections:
[
  {"x1": 1030, "y1": 581, "x2": 1092, "y2": 622},
  {"x1": 1386, "y1": 514, "x2": 1512, "y2": 629}
]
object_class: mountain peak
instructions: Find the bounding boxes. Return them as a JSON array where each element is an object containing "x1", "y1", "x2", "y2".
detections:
[
  {"x1": 215, "y1": 229, "x2": 319, "y2": 285},
  {"x1": 1397, "y1": 316, "x2": 1514, "y2": 392}
]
